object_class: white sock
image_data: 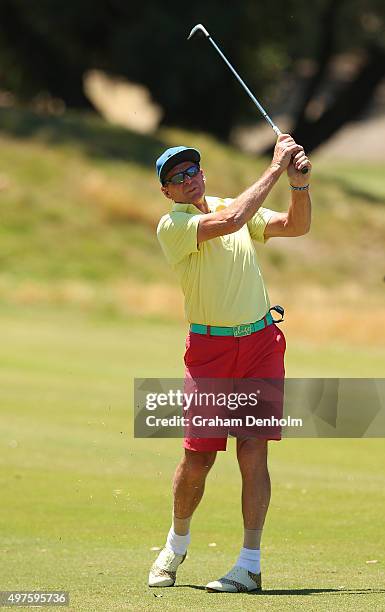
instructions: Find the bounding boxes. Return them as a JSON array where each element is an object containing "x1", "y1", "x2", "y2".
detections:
[
  {"x1": 166, "y1": 527, "x2": 190, "y2": 555},
  {"x1": 236, "y1": 547, "x2": 260, "y2": 573}
]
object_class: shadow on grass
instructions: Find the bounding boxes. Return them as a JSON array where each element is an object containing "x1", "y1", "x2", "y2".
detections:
[
  {"x1": 175, "y1": 585, "x2": 385, "y2": 596},
  {"x1": 0, "y1": 107, "x2": 167, "y2": 167}
]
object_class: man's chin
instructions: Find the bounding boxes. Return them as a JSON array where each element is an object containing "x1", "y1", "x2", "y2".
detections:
[{"x1": 186, "y1": 187, "x2": 204, "y2": 203}]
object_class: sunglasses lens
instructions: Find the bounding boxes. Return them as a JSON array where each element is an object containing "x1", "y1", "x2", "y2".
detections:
[
  {"x1": 167, "y1": 173, "x2": 182, "y2": 185},
  {"x1": 166, "y1": 165, "x2": 200, "y2": 185},
  {"x1": 186, "y1": 166, "x2": 199, "y2": 177}
]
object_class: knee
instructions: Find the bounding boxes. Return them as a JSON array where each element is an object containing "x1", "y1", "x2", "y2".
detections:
[
  {"x1": 183, "y1": 449, "x2": 217, "y2": 477},
  {"x1": 237, "y1": 439, "x2": 268, "y2": 476}
]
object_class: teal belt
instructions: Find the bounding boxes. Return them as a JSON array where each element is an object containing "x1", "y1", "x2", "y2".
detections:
[{"x1": 190, "y1": 312, "x2": 274, "y2": 337}]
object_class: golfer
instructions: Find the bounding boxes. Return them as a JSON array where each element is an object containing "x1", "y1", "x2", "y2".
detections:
[{"x1": 149, "y1": 135, "x2": 311, "y2": 593}]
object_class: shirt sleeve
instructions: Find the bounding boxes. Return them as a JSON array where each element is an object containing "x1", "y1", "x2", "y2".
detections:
[
  {"x1": 247, "y1": 207, "x2": 275, "y2": 243},
  {"x1": 157, "y1": 212, "x2": 201, "y2": 265}
]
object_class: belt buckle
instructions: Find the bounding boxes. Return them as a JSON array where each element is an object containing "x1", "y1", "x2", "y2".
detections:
[{"x1": 233, "y1": 323, "x2": 252, "y2": 337}]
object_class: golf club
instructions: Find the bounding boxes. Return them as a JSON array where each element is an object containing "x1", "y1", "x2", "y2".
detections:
[{"x1": 188, "y1": 24, "x2": 308, "y2": 174}]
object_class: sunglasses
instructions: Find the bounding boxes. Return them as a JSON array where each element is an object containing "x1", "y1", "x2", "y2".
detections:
[{"x1": 163, "y1": 164, "x2": 200, "y2": 186}]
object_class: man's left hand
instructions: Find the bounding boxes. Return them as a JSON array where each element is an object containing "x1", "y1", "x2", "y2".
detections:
[{"x1": 287, "y1": 148, "x2": 312, "y2": 186}]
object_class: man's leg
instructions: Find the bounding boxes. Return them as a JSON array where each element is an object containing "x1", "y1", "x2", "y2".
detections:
[
  {"x1": 237, "y1": 438, "x2": 270, "y2": 535},
  {"x1": 167, "y1": 449, "x2": 217, "y2": 555},
  {"x1": 205, "y1": 439, "x2": 268, "y2": 592},
  {"x1": 149, "y1": 449, "x2": 216, "y2": 587},
  {"x1": 236, "y1": 438, "x2": 270, "y2": 575},
  {"x1": 206, "y1": 325, "x2": 284, "y2": 592},
  {"x1": 173, "y1": 449, "x2": 217, "y2": 528}
]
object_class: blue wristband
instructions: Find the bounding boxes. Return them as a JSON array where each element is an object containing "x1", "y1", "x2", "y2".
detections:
[{"x1": 290, "y1": 184, "x2": 310, "y2": 191}]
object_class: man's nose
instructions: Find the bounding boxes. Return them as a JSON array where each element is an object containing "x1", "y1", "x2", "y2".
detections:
[{"x1": 184, "y1": 174, "x2": 193, "y2": 184}]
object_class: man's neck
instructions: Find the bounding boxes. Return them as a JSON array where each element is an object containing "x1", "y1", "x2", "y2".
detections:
[
  {"x1": 174, "y1": 196, "x2": 209, "y2": 213},
  {"x1": 189, "y1": 196, "x2": 209, "y2": 214}
]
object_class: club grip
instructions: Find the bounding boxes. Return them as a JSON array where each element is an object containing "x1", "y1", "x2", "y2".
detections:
[{"x1": 301, "y1": 167, "x2": 308, "y2": 174}]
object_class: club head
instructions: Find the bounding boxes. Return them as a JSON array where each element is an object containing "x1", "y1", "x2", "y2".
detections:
[{"x1": 187, "y1": 24, "x2": 210, "y2": 40}]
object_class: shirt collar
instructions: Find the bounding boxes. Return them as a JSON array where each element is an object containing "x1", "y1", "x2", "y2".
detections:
[
  {"x1": 172, "y1": 202, "x2": 204, "y2": 214},
  {"x1": 172, "y1": 197, "x2": 217, "y2": 214}
]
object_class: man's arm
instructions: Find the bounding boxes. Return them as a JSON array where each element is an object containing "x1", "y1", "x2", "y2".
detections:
[
  {"x1": 264, "y1": 148, "x2": 312, "y2": 238},
  {"x1": 197, "y1": 134, "x2": 302, "y2": 244}
]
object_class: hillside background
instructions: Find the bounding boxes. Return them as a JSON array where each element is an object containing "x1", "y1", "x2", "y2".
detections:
[
  {"x1": 0, "y1": 105, "x2": 384, "y2": 360},
  {"x1": 0, "y1": 1, "x2": 384, "y2": 372}
]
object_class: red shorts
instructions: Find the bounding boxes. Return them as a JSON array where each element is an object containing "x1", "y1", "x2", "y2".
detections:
[{"x1": 183, "y1": 323, "x2": 286, "y2": 452}]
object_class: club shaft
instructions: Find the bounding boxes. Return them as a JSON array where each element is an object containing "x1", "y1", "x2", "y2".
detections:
[
  {"x1": 207, "y1": 36, "x2": 281, "y2": 136},
  {"x1": 189, "y1": 24, "x2": 308, "y2": 174}
]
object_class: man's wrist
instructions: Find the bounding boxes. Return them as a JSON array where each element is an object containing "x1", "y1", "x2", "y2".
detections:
[
  {"x1": 288, "y1": 178, "x2": 311, "y2": 188},
  {"x1": 290, "y1": 183, "x2": 310, "y2": 191},
  {"x1": 269, "y1": 162, "x2": 284, "y2": 178}
]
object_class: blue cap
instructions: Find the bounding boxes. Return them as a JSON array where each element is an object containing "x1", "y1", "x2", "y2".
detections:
[{"x1": 156, "y1": 146, "x2": 200, "y2": 183}]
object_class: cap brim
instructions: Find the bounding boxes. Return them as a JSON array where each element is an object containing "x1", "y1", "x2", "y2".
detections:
[{"x1": 160, "y1": 148, "x2": 200, "y2": 182}]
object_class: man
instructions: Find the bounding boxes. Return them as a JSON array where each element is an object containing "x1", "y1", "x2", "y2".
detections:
[{"x1": 148, "y1": 135, "x2": 311, "y2": 592}]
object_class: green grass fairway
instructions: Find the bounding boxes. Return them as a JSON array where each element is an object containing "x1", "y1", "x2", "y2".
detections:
[{"x1": 1, "y1": 307, "x2": 384, "y2": 611}]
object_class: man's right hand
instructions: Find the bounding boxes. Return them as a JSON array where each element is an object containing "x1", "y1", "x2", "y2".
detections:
[{"x1": 270, "y1": 134, "x2": 303, "y2": 173}]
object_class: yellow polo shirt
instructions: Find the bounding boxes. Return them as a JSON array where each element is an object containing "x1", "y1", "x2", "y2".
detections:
[{"x1": 157, "y1": 196, "x2": 275, "y2": 326}]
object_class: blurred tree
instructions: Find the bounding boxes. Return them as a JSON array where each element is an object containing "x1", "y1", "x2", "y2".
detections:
[
  {"x1": 288, "y1": 0, "x2": 385, "y2": 151},
  {"x1": 0, "y1": 0, "x2": 383, "y2": 148}
]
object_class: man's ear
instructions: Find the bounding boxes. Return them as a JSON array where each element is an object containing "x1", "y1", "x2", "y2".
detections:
[{"x1": 161, "y1": 185, "x2": 172, "y2": 200}]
